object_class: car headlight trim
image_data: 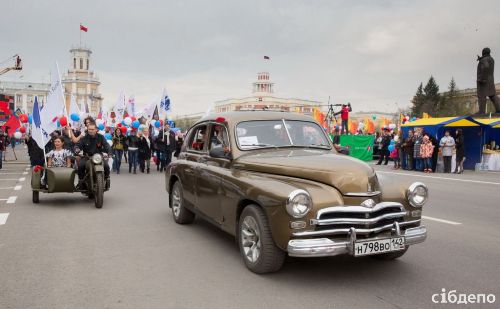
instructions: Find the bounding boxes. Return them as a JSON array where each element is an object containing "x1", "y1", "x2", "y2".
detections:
[
  {"x1": 407, "y1": 182, "x2": 428, "y2": 207},
  {"x1": 286, "y1": 189, "x2": 312, "y2": 218},
  {"x1": 92, "y1": 154, "x2": 103, "y2": 164}
]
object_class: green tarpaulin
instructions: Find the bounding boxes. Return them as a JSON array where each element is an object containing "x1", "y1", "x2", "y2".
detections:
[{"x1": 334, "y1": 135, "x2": 374, "y2": 161}]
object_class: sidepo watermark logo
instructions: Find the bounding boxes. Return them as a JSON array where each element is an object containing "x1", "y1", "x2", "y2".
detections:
[{"x1": 432, "y1": 288, "x2": 496, "y2": 305}]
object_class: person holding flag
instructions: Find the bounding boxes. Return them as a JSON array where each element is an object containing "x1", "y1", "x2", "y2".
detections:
[{"x1": 25, "y1": 97, "x2": 46, "y2": 167}]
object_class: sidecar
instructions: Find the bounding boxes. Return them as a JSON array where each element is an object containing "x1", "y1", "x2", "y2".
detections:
[{"x1": 31, "y1": 167, "x2": 77, "y2": 203}]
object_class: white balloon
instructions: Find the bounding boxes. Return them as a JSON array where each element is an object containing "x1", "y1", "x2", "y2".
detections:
[
  {"x1": 107, "y1": 140, "x2": 113, "y2": 146},
  {"x1": 358, "y1": 122, "x2": 365, "y2": 129},
  {"x1": 124, "y1": 117, "x2": 132, "y2": 126},
  {"x1": 14, "y1": 132, "x2": 22, "y2": 139},
  {"x1": 98, "y1": 130, "x2": 106, "y2": 135}
]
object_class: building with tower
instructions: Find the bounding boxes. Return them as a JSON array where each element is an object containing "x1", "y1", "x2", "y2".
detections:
[
  {"x1": 62, "y1": 45, "x2": 103, "y2": 115},
  {"x1": 214, "y1": 72, "x2": 322, "y2": 115}
]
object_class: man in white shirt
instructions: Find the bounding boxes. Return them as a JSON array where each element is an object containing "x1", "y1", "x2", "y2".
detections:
[{"x1": 439, "y1": 130, "x2": 455, "y2": 173}]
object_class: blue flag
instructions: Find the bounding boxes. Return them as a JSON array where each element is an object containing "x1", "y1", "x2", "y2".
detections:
[
  {"x1": 159, "y1": 94, "x2": 171, "y2": 113},
  {"x1": 32, "y1": 96, "x2": 46, "y2": 149}
]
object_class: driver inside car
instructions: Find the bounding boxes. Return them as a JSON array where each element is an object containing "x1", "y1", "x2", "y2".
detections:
[{"x1": 75, "y1": 123, "x2": 112, "y2": 188}]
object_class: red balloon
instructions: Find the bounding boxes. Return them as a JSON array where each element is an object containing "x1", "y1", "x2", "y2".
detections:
[
  {"x1": 117, "y1": 123, "x2": 122, "y2": 128},
  {"x1": 20, "y1": 114, "x2": 29, "y2": 123},
  {"x1": 120, "y1": 126, "x2": 127, "y2": 134},
  {"x1": 131, "y1": 116, "x2": 136, "y2": 121},
  {"x1": 59, "y1": 116, "x2": 68, "y2": 127},
  {"x1": 20, "y1": 127, "x2": 26, "y2": 133},
  {"x1": 160, "y1": 120, "x2": 164, "y2": 126}
]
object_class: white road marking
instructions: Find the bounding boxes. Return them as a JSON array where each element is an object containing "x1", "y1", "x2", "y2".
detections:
[
  {"x1": 377, "y1": 171, "x2": 500, "y2": 186},
  {"x1": 19, "y1": 177, "x2": 25, "y2": 182},
  {"x1": 0, "y1": 179, "x2": 21, "y2": 181},
  {"x1": 0, "y1": 187, "x2": 14, "y2": 190},
  {"x1": 22, "y1": 171, "x2": 28, "y2": 175},
  {"x1": 25, "y1": 167, "x2": 30, "y2": 171},
  {"x1": 0, "y1": 173, "x2": 23, "y2": 175},
  {"x1": 0, "y1": 213, "x2": 9, "y2": 225},
  {"x1": 6, "y1": 196, "x2": 17, "y2": 204},
  {"x1": 14, "y1": 185, "x2": 22, "y2": 191},
  {"x1": 422, "y1": 216, "x2": 462, "y2": 225}
]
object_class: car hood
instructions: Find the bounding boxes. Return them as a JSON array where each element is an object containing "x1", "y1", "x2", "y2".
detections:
[{"x1": 234, "y1": 149, "x2": 378, "y2": 194}]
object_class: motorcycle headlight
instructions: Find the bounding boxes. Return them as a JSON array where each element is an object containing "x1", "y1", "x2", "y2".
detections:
[
  {"x1": 407, "y1": 182, "x2": 428, "y2": 207},
  {"x1": 92, "y1": 154, "x2": 103, "y2": 164},
  {"x1": 286, "y1": 190, "x2": 312, "y2": 218}
]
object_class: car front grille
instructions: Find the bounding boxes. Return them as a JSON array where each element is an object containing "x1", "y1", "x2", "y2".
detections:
[{"x1": 293, "y1": 202, "x2": 420, "y2": 238}]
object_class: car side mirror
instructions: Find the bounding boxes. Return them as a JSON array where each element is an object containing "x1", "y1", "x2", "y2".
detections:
[{"x1": 209, "y1": 147, "x2": 232, "y2": 160}]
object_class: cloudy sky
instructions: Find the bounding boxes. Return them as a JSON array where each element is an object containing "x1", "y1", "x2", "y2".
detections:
[{"x1": 2, "y1": 0, "x2": 500, "y2": 116}]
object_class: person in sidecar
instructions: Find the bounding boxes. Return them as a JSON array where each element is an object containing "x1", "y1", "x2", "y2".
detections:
[
  {"x1": 75, "y1": 123, "x2": 112, "y2": 188},
  {"x1": 46, "y1": 137, "x2": 72, "y2": 168}
]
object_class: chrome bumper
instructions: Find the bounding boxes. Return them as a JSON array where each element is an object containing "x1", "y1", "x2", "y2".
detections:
[{"x1": 287, "y1": 225, "x2": 427, "y2": 257}]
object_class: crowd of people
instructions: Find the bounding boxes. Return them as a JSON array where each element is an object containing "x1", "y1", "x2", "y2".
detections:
[
  {"x1": 23, "y1": 116, "x2": 183, "y2": 178},
  {"x1": 375, "y1": 128, "x2": 465, "y2": 174}
]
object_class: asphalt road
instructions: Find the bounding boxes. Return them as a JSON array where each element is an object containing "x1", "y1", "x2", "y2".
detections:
[{"x1": 1, "y1": 151, "x2": 499, "y2": 309}]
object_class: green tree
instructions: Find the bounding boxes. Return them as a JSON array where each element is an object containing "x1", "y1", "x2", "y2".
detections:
[
  {"x1": 410, "y1": 83, "x2": 425, "y2": 117},
  {"x1": 422, "y1": 76, "x2": 440, "y2": 116}
]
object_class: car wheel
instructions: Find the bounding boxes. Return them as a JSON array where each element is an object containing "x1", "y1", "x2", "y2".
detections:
[
  {"x1": 238, "y1": 205, "x2": 285, "y2": 274},
  {"x1": 171, "y1": 181, "x2": 195, "y2": 224},
  {"x1": 371, "y1": 246, "x2": 408, "y2": 260}
]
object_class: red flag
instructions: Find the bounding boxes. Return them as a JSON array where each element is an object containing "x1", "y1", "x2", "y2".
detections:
[
  {"x1": 3, "y1": 116, "x2": 21, "y2": 136},
  {"x1": 0, "y1": 100, "x2": 10, "y2": 114},
  {"x1": 80, "y1": 24, "x2": 88, "y2": 32},
  {"x1": 264, "y1": 56, "x2": 270, "y2": 60}
]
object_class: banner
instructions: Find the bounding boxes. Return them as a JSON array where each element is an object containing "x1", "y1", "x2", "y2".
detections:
[
  {"x1": 339, "y1": 135, "x2": 375, "y2": 161},
  {"x1": 127, "y1": 95, "x2": 136, "y2": 117},
  {"x1": 113, "y1": 90, "x2": 126, "y2": 123},
  {"x1": 40, "y1": 62, "x2": 66, "y2": 136}
]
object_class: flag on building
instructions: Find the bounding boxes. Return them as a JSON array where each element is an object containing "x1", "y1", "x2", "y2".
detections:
[
  {"x1": 80, "y1": 24, "x2": 88, "y2": 32},
  {"x1": 40, "y1": 62, "x2": 66, "y2": 136},
  {"x1": 31, "y1": 96, "x2": 46, "y2": 149}
]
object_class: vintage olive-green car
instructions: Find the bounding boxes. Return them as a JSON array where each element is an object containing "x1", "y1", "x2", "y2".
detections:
[{"x1": 165, "y1": 111, "x2": 428, "y2": 273}]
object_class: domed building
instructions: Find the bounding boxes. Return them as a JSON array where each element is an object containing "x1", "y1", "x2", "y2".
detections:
[{"x1": 214, "y1": 72, "x2": 322, "y2": 115}]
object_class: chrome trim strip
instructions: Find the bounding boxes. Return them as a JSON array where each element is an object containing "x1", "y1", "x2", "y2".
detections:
[
  {"x1": 287, "y1": 225, "x2": 427, "y2": 257},
  {"x1": 316, "y1": 202, "x2": 404, "y2": 218},
  {"x1": 344, "y1": 191, "x2": 381, "y2": 197},
  {"x1": 310, "y1": 211, "x2": 407, "y2": 226},
  {"x1": 292, "y1": 219, "x2": 421, "y2": 237}
]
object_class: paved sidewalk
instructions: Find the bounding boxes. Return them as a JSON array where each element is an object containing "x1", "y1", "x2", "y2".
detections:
[{"x1": 3, "y1": 145, "x2": 30, "y2": 165}]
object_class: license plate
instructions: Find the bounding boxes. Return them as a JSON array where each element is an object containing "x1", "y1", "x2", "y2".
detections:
[{"x1": 354, "y1": 237, "x2": 405, "y2": 256}]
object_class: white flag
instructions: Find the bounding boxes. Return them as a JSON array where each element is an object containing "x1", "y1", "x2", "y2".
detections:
[
  {"x1": 69, "y1": 93, "x2": 80, "y2": 115},
  {"x1": 143, "y1": 99, "x2": 158, "y2": 120},
  {"x1": 32, "y1": 96, "x2": 47, "y2": 148},
  {"x1": 159, "y1": 88, "x2": 171, "y2": 115},
  {"x1": 113, "y1": 90, "x2": 126, "y2": 123},
  {"x1": 40, "y1": 62, "x2": 66, "y2": 136},
  {"x1": 127, "y1": 95, "x2": 136, "y2": 117}
]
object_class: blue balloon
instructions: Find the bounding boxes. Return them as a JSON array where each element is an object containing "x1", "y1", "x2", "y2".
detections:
[
  {"x1": 105, "y1": 133, "x2": 112, "y2": 140},
  {"x1": 98, "y1": 123, "x2": 105, "y2": 130},
  {"x1": 56, "y1": 120, "x2": 60, "y2": 128},
  {"x1": 390, "y1": 140, "x2": 395, "y2": 145},
  {"x1": 70, "y1": 113, "x2": 80, "y2": 122},
  {"x1": 388, "y1": 145, "x2": 395, "y2": 152},
  {"x1": 411, "y1": 117, "x2": 417, "y2": 121},
  {"x1": 154, "y1": 120, "x2": 161, "y2": 128},
  {"x1": 122, "y1": 120, "x2": 128, "y2": 127},
  {"x1": 132, "y1": 120, "x2": 140, "y2": 128},
  {"x1": 28, "y1": 115, "x2": 33, "y2": 124}
]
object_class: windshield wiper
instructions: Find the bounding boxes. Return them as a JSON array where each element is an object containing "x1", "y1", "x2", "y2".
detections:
[{"x1": 240, "y1": 143, "x2": 277, "y2": 148}]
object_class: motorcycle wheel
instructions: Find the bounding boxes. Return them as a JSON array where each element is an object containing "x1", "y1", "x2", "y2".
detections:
[
  {"x1": 94, "y1": 173, "x2": 104, "y2": 209},
  {"x1": 32, "y1": 191, "x2": 39, "y2": 204}
]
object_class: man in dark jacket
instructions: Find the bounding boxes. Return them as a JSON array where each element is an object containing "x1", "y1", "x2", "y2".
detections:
[
  {"x1": 477, "y1": 47, "x2": 500, "y2": 114},
  {"x1": 76, "y1": 123, "x2": 111, "y2": 185},
  {"x1": 126, "y1": 129, "x2": 140, "y2": 174},
  {"x1": 0, "y1": 129, "x2": 6, "y2": 169},
  {"x1": 156, "y1": 123, "x2": 176, "y2": 172},
  {"x1": 403, "y1": 130, "x2": 415, "y2": 170},
  {"x1": 376, "y1": 129, "x2": 391, "y2": 165}
]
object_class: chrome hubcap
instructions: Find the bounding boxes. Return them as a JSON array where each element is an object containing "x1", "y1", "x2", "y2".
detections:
[
  {"x1": 172, "y1": 185, "x2": 181, "y2": 218},
  {"x1": 241, "y1": 216, "x2": 261, "y2": 263}
]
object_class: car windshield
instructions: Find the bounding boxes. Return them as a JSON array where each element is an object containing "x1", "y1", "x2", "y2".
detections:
[{"x1": 236, "y1": 120, "x2": 331, "y2": 150}]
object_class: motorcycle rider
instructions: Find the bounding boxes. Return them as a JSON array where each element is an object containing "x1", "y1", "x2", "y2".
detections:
[{"x1": 75, "y1": 123, "x2": 111, "y2": 189}]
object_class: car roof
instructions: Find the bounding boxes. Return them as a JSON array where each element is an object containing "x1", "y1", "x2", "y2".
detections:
[{"x1": 197, "y1": 111, "x2": 316, "y2": 126}]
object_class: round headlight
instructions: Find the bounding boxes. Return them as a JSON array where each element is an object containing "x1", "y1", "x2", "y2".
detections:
[
  {"x1": 407, "y1": 182, "x2": 428, "y2": 207},
  {"x1": 92, "y1": 154, "x2": 103, "y2": 164},
  {"x1": 286, "y1": 190, "x2": 312, "y2": 218}
]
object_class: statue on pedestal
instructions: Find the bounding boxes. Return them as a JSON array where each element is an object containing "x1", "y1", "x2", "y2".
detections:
[{"x1": 477, "y1": 47, "x2": 500, "y2": 114}]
